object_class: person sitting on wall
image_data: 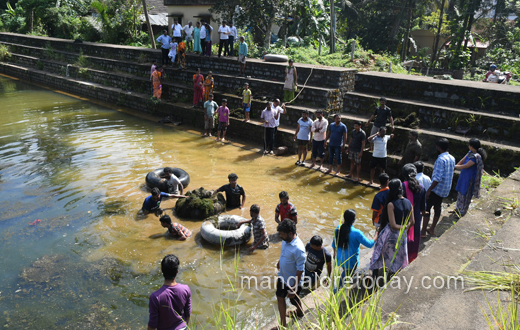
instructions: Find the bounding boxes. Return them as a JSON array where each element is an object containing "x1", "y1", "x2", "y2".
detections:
[{"x1": 211, "y1": 173, "x2": 246, "y2": 210}]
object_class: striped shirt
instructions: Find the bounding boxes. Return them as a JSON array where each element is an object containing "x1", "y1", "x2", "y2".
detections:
[
  {"x1": 168, "y1": 223, "x2": 192, "y2": 238},
  {"x1": 431, "y1": 152, "x2": 456, "y2": 198}
]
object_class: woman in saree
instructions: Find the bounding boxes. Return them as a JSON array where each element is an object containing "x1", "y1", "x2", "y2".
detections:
[
  {"x1": 193, "y1": 22, "x2": 202, "y2": 53},
  {"x1": 193, "y1": 68, "x2": 204, "y2": 107},
  {"x1": 453, "y1": 138, "x2": 487, "y2": 217},
  {"x1": 283, "y1": 59, "x2": 297, "y2": 102},
  {"x1": 203, "y1": 71, "x2": 214, "y2": 101},
  {"x1": 401, "y1": 163, "x2": 426, "y2": 263},
  {"x1": 151, "y1": 65, "x2": 163, "y2": 99}
]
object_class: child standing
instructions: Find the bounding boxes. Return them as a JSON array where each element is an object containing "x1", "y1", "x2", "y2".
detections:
[
  {"x1": 242, "y1": 82, "x2": 252, "y2": 122},
  {"x1": 216, "y1": 99, "x2": 230, "y2": 142},
  {"x1": 168, "y1": 39, "x2": 178, "y2": 66},
  {"x1": 177, "y1": 39, "x2": 186, "y2": 69}
]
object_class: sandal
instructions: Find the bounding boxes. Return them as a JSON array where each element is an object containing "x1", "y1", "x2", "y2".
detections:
[{"x1": 295, "y1": 161, "x2": 301, "y2": 165}]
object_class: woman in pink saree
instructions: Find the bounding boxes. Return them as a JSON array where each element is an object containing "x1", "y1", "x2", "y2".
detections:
[{"x1": 193, "y1": 68, "x2": 205, "y2": 107}]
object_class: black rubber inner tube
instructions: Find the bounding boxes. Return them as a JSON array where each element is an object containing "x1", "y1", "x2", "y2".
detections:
[{"x1": 145, "y1": 167, "x2": 190, "y2": 192}]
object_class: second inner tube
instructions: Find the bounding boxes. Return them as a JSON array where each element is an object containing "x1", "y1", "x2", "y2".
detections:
[
  {"x1": 145, "y1": 167, "x2": 190, "y2": 192},
  {"x1": 200, "y1": 215, "x2": 252, "y2": 246}
]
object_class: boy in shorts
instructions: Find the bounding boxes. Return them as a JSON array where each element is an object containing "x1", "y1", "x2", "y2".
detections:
[
  {"x1": 216, "y1": 99, "x2": 230, "y2": 142},
  {"x1": 203, "y1": 94, "x2": 218, "y2": 137},
  {"x1": 242, "y1": 82, "x2": 252, "y2": 122}
]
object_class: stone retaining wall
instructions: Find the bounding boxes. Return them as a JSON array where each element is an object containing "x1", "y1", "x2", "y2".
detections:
[
  {"x1": 343, "y1": 92, "x2": 520, "y2": 144},
  {"x1": 355, "y1": 72, "x2": 520, "y2": 115}
]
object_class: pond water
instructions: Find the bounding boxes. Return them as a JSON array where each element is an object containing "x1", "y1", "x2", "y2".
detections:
[{"x1": 0, "y1": 76, "x2": 377, "y2": 329}]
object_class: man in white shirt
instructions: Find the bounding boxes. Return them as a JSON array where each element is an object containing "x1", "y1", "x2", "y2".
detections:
[
  {"x1": 171, "y1": 19, "x2": 182, "y2": 41},
  {"x1": 163, "y1": 167, "x2": 184, "y2": 195},
  {"x1": 272, "y1": 99, "x2": 286, "y2": 142},
  {"x1": 182, "y1": 21, "x2": 194, "y2": 52},
  {"x1": 199, "y1": 20, "x2": 207, "y2": 55},
  {"x1": 310, "y1": 110, "x2": 328, "y2": 169},
  {"x1": 228, "y1": 22, "x2": 238, "y2": 56},
  {"x1": 414, "y1": 161, "x2": 432, "y2": 191},
  {"x1": 218, "y1": 21, "x2": 230, "y2": 57},
  {"x1": 261, "y1": 101, "x2": 280, "y2": 154},
  {"x1": 367, "y1": 127, "x2": 394, "y2": 185}
]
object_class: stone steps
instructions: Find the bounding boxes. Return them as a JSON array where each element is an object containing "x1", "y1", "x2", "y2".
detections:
[
  {"x1": 3, "y1": 45, "x2": 342, "y2": 111},
  {"x1": 355, "y1": 71, "x2": 520, "y2": 115},
  {"x1": 344, "y1": 91, "x2": 520, "y2": 145},
  {"x1": 337, "y1": 112, "x2": 520, "y2": 175}
]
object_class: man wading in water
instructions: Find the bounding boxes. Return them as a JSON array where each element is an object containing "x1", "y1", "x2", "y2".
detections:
[{"x1": 211, "y1": 173, "x2": 246, "y2": 209}]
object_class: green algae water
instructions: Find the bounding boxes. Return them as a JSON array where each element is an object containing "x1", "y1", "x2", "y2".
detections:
[{"x1": 0, "y1": 76, "x2": 377, "y2": 329}]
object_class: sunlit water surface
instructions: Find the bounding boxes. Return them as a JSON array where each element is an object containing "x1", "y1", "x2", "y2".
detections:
[{"x1": 0, "y1": 76, "x2": 377, "y2": 329}]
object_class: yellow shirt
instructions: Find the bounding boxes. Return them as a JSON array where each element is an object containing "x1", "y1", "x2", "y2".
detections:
[{"x1": 242, "y1": 89, "x2": 252, "y2": 104}]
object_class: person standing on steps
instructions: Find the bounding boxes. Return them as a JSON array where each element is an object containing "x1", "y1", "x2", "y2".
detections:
[
  {"x1": 421, "y1": 138, "x2": 455, "y2": 238},
  {"x1": 275, "y1": 219, "x2": 306, "y2": 327},
  {"x1": 414, "y1": 161, "x2": 431, "y2": 191},
  {"x1": 192, "y1": 68, "x2": 204, "y2": 107},
  {"x1": 203, "y1": 94, "x2": 218, "y2": 137},
  {"x1": 228, "y1": 22, "x2": 238, "y2": 56},
  {"x1": 365, "y1": 97, "x2": 394, "y2": 147},
  {"x1": 171, "y1": 19, "x2": 183, "y2": 41},
  {"x1": 293, "y1": 110, "x2": 314, "y2": 166},
  {"x1": 242, "y1": 82, "x2": 252, "y2": 122},
  {"x1": 346, "y1": 120, "x2": 366, "y2": 182},
  {"x1": 367, "y1": 127, "x2": 393, "y2": 185},
  {"x1": 284, "y1": 60, "x2": 298, "y2": 103},
  {"x1": 238, "y1": 36, "x2": 248, "y2": 77},
  {"x1": 275, "y1": 191, "x2": 298, "y2": 224},
  {"x1": 193, "y1": 22, "x2": 202, "y2": 54},
  {"x1": 151, "y1": 66, "x2": 164, "y2": 99},
  {"x1": 211, "y1": 173, "x2": 246, "y2": 210},
  {"x1": 325, "y1": 114, "x2": 347, "y2": 176},
  {"x1": 147, "y1": 254, "x2": 191, "y2": 330},
  {"x1": 203, "y1": 71, "x2": 214, "y2": 102},
  {"x1": 199, "y1": 20, "x2": 207, "y2": 55},
  {"x1": 399, "y1": 130, "x2": 422, "y2": 170},
  {"x1": 204, "y1": 22, "x2": 213, "y2": 57},
  {"x1": 150, "y1": 59, "x2": 157, "y2": 94},
  {"x1": 182, "y1": 21, "x2": 194, "y2": 52},
  {"x1": 217, "y1": 21, "x2": 230, "y2": 57},
  {"x1": 216, "y1": 99, "x2": 230, "y2": 142},
  {"x1": 310, "y1": 110, "x2": 328, "y2": 170},
  {"x1": 261, "y1": 102, "x2": 280, "y2": 154},
  {"x1": 272, "y1": 99, "x2": 286, "y2": 147},
  {"x1": 156, "y1": 30, "x2": 172, "y2": 66},
  {"x1": 453, "y1": 138, "x2": 487, "y2": 217},
  {"x1": 168, "y1": 38, "x2": 178, "y2": 67}
]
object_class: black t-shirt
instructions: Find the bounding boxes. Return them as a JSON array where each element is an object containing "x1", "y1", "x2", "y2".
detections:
[
  {"x1": 304, "y1": 243, "x2": 332, "y2": 276},
  {"x1": 350, "y1": 129, "x2": 366, "y2": 152},
  {"x1": 217, "y1": 183, "x2": 245, "y2": 208},
  {"x1": 373, "y1": 106, "x2": 392, "y2": 128}
]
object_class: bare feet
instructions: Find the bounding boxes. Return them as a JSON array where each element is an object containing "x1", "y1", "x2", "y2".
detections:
[
  {"x1": 353, "y1": 178, "x2": 359, "y2": 182},
  {"x1": 427, "y1": 229, "x2": 436, "y2": 237},
  {"x1": 287, "y1": 310, "x2": 304, "y2": 318}
]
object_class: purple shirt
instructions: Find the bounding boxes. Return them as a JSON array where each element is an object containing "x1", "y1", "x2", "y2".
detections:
[
  {"x1": 148, "y1": 284, "x2": 191, "y2": 330},
  {"x1": 218, "y1": 106, "x2": 229, "y2": 123}
]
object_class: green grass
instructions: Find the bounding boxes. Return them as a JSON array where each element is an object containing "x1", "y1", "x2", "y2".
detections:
[
  {"x1": 0, "y1": 44, "x2": 10, "y2": 61},
  {"x1": 481, "y1": 171, "x2": 504, "y2": 190}
]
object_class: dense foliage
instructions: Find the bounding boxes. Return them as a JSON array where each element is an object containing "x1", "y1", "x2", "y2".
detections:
[{"x1": 0, "y1": 0, "x2": 519, "y2": 74}]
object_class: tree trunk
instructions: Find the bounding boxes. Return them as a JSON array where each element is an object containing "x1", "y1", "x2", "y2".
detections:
[
  {"x1": 142, "y1": 0, "x2": 156, "y2": 49},
  {"x1": 330, "y1": 0, "x2": 335, "y2": 53},
  {"x1": 430, "y1": 0, "x2": 446, "y2": 68},
  {"x1": 389, "y1": 3, "x2": 406, "y2": 52},
  {"x1": 264, "y1": 17, "x2": 273, "y2": 49},
  {"x1": 30, "y1": 9, "x2": 34, "y2": 33},
  {"x1": 401, "y1": 0, "x2": 415, "y2": 61}
]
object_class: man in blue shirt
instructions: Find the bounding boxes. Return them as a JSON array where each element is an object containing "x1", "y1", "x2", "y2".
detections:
[
  {"x1": 238, "y1": 36, "x2": 248, "y2": 76},
  {"x1": 276, "y1": 219, "x2": 306, "y2": 327},
  {"x1": 142, "y1": 187, "x2": 180, "y2": 216},
  {"x1": 156, "y1": 30, "x2": 172, "y2": 66},
  {"x1": 325, "y1": 114, "x2": 347, "y2": 176},
  {"x1": 371, "y1": 173, "x2": 390, "y2": 228},
  {"x1": 421, "y1": 138, "x2": 455, "y2": 237}
]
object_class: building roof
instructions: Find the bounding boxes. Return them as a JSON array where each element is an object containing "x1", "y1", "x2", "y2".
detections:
[
  {"x1": 147, "y1": 0, "x2": 168, "y2": 15},
  {"x1": 140, "y1": 13, "x2": 168, "y2": 26}
]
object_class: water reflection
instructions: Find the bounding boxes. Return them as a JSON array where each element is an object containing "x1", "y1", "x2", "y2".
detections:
[{"x1": 0, "y1": 76, "x2": 377, "y2": 329}]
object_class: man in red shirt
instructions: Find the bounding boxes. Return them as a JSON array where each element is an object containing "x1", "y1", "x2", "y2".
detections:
[{"x1": 275, "y1": 191, "x2": 298, "y2": 224}]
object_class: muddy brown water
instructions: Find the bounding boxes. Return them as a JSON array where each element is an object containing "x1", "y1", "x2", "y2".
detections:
[{"x1": 0, "y1": 76, "x2": 377, "y2": 329}]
